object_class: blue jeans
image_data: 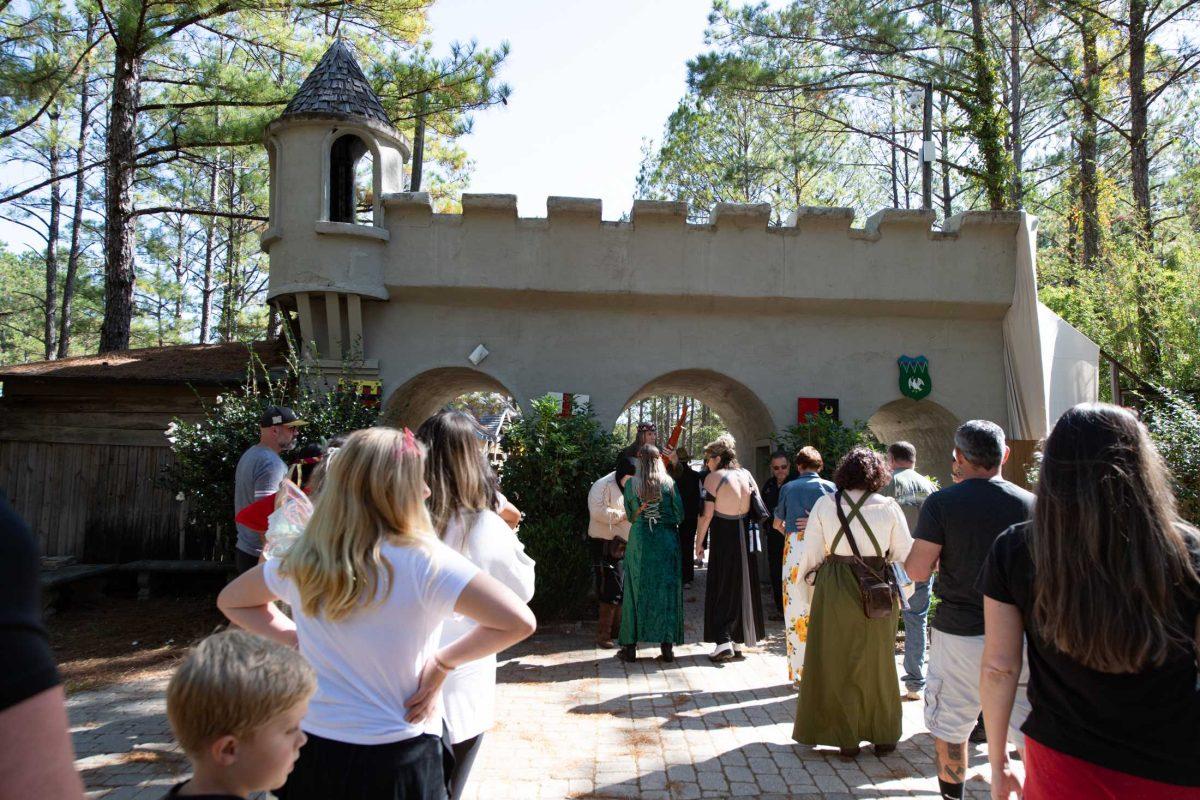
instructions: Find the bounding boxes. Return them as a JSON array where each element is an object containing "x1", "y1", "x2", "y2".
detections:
[{"x1": 902, "y1": 577, "x2": 933, "y2": 691}]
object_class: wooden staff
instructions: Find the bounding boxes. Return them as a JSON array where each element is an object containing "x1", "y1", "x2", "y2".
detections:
[{"x1": 662, "y1": 405, "x2": 688, "y2": 469}]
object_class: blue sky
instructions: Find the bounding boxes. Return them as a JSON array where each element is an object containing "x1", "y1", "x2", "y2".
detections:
[
  {"x1": 425, "y1": 0, "x2": 715, "y2": 219},
  {"x1": 0, "y1": 1, "x2": 716, "y2": 250}
]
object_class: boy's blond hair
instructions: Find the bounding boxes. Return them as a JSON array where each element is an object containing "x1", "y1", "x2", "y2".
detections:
[{"x1": 167, "y1": 630, "x2": 315, "y2": 756}]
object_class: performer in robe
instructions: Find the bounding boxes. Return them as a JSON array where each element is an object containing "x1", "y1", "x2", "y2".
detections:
[
  {"x1": 695, "y1": 434, "x2": 765, "y2": 662},
  {"x1": 615, "y1": 422, "x2": 656, "y2": 488},
  {"x1": 616, "y1": 444, "x2": 685, "y2": 663}
]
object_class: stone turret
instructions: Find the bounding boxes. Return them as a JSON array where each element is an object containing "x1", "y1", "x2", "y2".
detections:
[{"x1": 262, "y1": 39, "x2": 409, "y2": 370}]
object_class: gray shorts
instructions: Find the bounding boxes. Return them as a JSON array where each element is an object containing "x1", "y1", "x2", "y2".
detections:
[{"x1": 924, "y1": 630, "x2": 1031, "y2": 746}]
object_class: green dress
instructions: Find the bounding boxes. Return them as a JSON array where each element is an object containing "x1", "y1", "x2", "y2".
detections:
[
  {"x1": 618, "y1": 481, "x2": 685, "y2": 646},
  {"x1": 792, "y1": 561, "x2": 902, "y2": 748}
]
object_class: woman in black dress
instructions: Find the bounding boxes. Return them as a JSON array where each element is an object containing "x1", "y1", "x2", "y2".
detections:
[{"x1": 695, "y1": 435, "x2": 765, "y2": 661}]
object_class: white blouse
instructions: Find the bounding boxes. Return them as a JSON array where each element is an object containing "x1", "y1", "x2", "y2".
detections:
[
  {"x1": 439, "y1": 509, "x2": 536, "y2": 744},
  {"x1": 802, "y1": 489, "x2": 914, "y2": 569}
]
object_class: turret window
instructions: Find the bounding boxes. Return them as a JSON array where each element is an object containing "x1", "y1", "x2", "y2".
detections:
[{"x1": 328, "y1": 133, "x2": 376, "y2": 225}]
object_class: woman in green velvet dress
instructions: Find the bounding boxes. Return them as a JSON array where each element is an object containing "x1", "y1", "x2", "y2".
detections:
[{"x1": 616, "y1": 444, "x2": 685, "y2": 663}]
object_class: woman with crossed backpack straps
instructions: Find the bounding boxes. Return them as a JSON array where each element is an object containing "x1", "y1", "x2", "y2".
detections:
[{"x1": 792, "y1": 446, "x2": 913, "y2": 758}]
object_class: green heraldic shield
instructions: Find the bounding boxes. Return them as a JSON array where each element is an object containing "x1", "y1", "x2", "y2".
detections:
[{"x1": 898, "y1": 356, "x2": 932, "y2": 400}]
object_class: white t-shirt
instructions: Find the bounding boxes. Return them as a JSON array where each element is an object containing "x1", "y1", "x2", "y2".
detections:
[
  {"x1": 439, "y1": 509, "x2": 536, "y2": 744},
  {"x1": 263, "y1": 539, "x2": 479, "y2": 745}
]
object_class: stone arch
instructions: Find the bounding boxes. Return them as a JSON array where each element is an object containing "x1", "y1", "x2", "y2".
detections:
[
  {"x1": 381, "y1": 367, "x2": 515, "y2": 430},
  {"x1": 867, "y1": 398, "x2": 960, "y2": 487},
  {"x1": 621, "y1": 369, "x2": 776, "y2": 474}
]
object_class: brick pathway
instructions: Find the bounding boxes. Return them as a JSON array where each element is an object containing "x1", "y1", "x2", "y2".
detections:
[{"x1": 72, "y1": 569, "x2": 997, "y2": 798}]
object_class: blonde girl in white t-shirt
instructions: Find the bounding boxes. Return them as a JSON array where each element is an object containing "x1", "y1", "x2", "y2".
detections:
[{"x1": 218, "y1": 426, "x2": 536, "y2": 800}]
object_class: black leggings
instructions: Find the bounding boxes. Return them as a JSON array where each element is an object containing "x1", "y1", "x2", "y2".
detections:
[{"x1": 448, "y1": 734, "x2": 484, "y2": 800}]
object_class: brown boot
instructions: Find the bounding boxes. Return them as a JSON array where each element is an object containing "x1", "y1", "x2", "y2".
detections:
[
  {"x1": 610, "y1": 603, "x2": 623, "y2": 640},
  {"x1": 595, "y1": 603, "x2": 616, "y2": 648}
]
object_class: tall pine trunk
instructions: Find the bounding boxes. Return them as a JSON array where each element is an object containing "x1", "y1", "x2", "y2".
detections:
[
  {"x1": 58, "y1": 19, "x2": 95, "y2": 359},
  {"x1": 1008, "y1": 0, "x2": 1023, "y2": 207},
  {"x1": 99, "y1": 46, "x2": 141, "y2": 352},
  {"x1": 1127, "y1": 0, "x2": 1159, "y2": 374},
  {"x1": 44, "y1": 119, "x2": 62, "y2": 360},
  {"x1": 200, "y1": 158, "x2": 218, "y2": 343},
  {"x1": 1079, "y1": 15, "x2": 1101, "y2": 273},
  {"x1": 968, "y1": 0, "x2": 1014, "y2": 210}
]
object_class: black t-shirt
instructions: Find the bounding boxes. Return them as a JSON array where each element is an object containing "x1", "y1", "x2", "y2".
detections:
[
  {"x1": 673, "y1": 464, "x2": 703, "y2": 521},
  {"x1": 0, "y1": 490, "x2": 60, "y2": 712},
  {"x1": 979, "y1": 522, "x2": 1200, "y2": 786},
  {"x1": 760, "y1": 474, "x2": 794, "y2": 517},
  {"x1": 913, "y1": 476, "x2": 1034, "y2": 636}
]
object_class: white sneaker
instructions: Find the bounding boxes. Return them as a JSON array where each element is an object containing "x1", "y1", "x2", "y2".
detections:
[{"x1": 708, "y1": 641, "x2": 735, "y2": 662}]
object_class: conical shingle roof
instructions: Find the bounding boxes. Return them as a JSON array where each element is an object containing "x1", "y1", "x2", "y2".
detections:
[{"x1": 282, "y1": 39, "x2": 392, "y2": 128}]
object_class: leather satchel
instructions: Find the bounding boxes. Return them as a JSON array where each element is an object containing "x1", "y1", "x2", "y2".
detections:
[{"x1": 833, "y1": 491, "x2": 898, "y2": 620}]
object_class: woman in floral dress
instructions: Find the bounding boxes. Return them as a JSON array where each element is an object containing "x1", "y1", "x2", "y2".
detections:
[{"x1": 775, "y1": 446, "x2": 835, "y2": 683}]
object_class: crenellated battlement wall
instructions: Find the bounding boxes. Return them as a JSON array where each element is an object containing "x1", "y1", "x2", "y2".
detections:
[{"x1": 266, "y1": 191, "x2": 1025, "y2": 318}]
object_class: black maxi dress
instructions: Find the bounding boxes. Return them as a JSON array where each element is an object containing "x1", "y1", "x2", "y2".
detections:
[{"x1": 702, "y1": 470, "x2": 765, "y2": 647}]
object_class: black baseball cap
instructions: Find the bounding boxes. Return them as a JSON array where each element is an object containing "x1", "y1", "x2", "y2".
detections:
[{"x1": 260, "y1": 405, "x2": 306, "y2": 428}]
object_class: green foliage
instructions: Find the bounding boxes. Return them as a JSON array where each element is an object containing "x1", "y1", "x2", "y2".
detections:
[
  {"x1": 1142, "y1": 393, "x2": 1200, "y2": 525},
  {"x1": 772, "y1": 413, "x2": 880, "y2": 480},
  {"x1": 500, "y1": 396, "x2": 619, "y2": 619},
  {"x1": 163, "y1": 351, "x2": 380, "y2": 560}
]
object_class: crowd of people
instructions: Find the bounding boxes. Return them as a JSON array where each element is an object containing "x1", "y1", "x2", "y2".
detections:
[
  {"x1": 2, "y1": 401, "x2": 1198, "y2": 800},
  {"x1": 586, "y1": 406, "x2": 1200, "y2": 800}
]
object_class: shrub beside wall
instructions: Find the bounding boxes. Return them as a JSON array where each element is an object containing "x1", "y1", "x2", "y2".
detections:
[
  {"x1": 501, "y1": 396, "x2": 619, "y2": 620},
  {"x1": 164, "y1": 356, "x2": 380, "y2": 561},
  {"x1": 773, "y1": 412, "x2": 880, "y2": 479}
]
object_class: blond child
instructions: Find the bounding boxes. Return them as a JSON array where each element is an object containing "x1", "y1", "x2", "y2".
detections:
[{"x1": 162, "y1": 630, "x2": 315, "y2": 799}]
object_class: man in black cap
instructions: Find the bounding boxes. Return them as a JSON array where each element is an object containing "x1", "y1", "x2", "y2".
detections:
[
  {"x1": 615, "y1": 422, "x2": 657, "y2": 489},
  {"x1": 232, "y1": 405, "x2": 306, "y2": 573}
]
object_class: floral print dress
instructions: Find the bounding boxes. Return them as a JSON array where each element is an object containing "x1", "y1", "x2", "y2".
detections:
[{"x1": 782, "y1": 529, "x2": 812, "y2": 683}]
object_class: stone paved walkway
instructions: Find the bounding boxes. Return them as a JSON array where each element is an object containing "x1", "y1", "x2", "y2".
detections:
[{"x1": 72, "y1": 568, "x2": 997, "y2": 799}]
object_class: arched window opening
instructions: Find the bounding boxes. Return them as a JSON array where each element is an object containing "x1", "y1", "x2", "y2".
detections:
[{"x1": 328, "y1": 133, "x2": 375, "y2": 225}]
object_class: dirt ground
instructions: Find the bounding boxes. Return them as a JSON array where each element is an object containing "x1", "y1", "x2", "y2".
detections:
[{"x1": 47, "y1": 594, "x2": 226, "y2": 694}]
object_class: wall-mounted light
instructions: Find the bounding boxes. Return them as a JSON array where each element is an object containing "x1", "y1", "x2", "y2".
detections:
[{"x1": 468, "y1": 344, "x2": 489, "y2": 365}]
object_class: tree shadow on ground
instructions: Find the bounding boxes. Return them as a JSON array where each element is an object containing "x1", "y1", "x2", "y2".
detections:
[
  {"x1": 580, "y1": 735, "x2": 993, "y2": 799},
  {"x1": 576, "y1": 734, "x2": 988, "y2": 800},
  {"x1": 568, "y1": 681, "x2": 797, "y2": 726}
]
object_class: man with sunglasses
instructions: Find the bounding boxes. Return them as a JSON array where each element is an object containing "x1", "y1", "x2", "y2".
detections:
[{"x1": 760, "y1": 451, "x2": 795, "y2": 621}]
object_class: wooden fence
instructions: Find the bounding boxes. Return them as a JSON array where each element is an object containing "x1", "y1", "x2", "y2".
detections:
[{"x1": 0, "y1": 439, "x2": 184, "y2": 561}]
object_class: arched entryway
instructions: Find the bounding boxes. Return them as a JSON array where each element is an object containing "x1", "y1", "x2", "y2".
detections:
[
  {"x1": 621, "y1": 369, "x2": 776, "y2": 476},
  {"x1": 381, "y1": 367, "x2": 515, "y2": 430},
  {"x1": 867, "y1": 398, "x2": 960, "y2": 487}
]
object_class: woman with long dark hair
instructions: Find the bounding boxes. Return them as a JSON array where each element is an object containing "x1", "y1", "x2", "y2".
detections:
[
  {"x1": 417, "y1": 411, "x2": 536, "y2": 800},
  {"x1": 617, "y1": 444, "x2": 685, "y2": 663},
  {"x1": 980, "y1": 403, "x2": 1200, "y2": 799},
  {"x1": 792, "y1": 446, "x2": 912, "y2": 757}
]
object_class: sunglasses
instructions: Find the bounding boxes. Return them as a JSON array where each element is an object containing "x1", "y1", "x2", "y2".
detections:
[{"x1": 771, "y1": 465, "x2": 789, "y2": 471}]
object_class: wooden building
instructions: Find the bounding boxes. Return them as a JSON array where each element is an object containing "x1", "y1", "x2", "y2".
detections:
[{"x1": 0, "y1": 340, "x2": 287, "y2": 561}]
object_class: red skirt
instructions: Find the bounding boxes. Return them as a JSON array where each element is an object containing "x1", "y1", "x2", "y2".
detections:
[{"x1": 1024, "y1": 737, "x2": 1200, "y2": 800}]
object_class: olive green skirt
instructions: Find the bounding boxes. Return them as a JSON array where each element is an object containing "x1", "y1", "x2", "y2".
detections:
[{"x1": 792, "y1": 560, "x2": 901, "y2": 748}]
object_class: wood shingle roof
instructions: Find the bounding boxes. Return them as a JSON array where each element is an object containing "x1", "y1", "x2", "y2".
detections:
[{"x1": 282, "y1": 39, "x2": 392, "y2": 128}]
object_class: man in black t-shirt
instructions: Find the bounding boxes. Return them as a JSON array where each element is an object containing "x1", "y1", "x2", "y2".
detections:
[
  {"x1": 904, "y1": 420, "x2": 1034, "y2": 800},
  {"x1": 0, "y1": 491, "x2": 84, "y2": 798}
]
